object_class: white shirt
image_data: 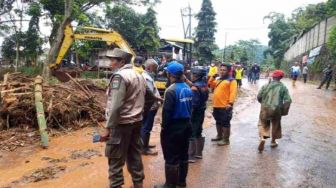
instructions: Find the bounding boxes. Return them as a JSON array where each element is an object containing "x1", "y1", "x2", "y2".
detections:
[
  {"x1": 291, "y1": 66, "x2": 300, "y2": 74},
  {"x1": 142, "y1": 71, "x2": 160, "y2": 110}
]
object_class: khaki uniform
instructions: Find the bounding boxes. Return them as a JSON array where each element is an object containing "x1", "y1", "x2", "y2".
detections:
[
  {"x1": 105, "y1": 64, "x2": 146, "y2": 188},
  {"x1": 257, "y1": 81, "x2": 291, "y2": 139}
]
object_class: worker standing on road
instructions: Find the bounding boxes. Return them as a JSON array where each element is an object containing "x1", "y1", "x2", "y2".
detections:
[
  {"x1": 251, "y1": 63, "x2": 260, "y2": 84},
  {"x1": 317, "y1": 64, "x2": 333, "y2": 90},
  {"x1": 302, "y1": 64, "x2": 309, "y2": 83},
  {"x1": 100, "y1": 48, "x2": 146, "y2": 188},
  {"x1": 185, "y1": 66, "x2": 209, "y2": 163},
  {"x1": 141, "y1": 59, "x2": 162, "y2": 156},
  {"x1": 290, "y1": 62, "x2": 301, "y2": 87},
  {"x1": 208, "y1": 64, "x2": 238, "y2": 146},
  {"x1": 208, "y1": 62, "x2": 218, "y2": 78},
  {"x1": 257, "y1": 70, "x2": 292, "y2": 153},
  {"x1": 235, "y1": 65, "x2": 244, "y2": 89},
  {"x1": 156, "y1": 61, "x2": 192, "y2": 188},
  {"x1": 208, "y1": 62, "x2": 218, "y2": 91}
]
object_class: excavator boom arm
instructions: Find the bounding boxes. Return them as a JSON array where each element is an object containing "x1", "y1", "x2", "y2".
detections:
[{"x1": 49, "y1": 24, "x2": 135, "y2": 69}]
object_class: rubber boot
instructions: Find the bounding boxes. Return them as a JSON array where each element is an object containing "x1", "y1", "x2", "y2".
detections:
[
  {"x1": 217, "y1": 127, "x2": 230, "y2": 146},
  {"x1": 211, "y1": 125, "x2": 223, "y2": 141},
  {"x1": 155, "y1": 164, "x2": 179, "y2": 188},
  {"x1": 270, "y1": 139, "x2": 278, "y2": 148},
  {"x1": 177, "y1": 161, "x2": 188, "y2": 187},
  {"x1": 195, "y1": 137, "x2": 205, "y2": 159},
  {"x1": 258, "y1": 137, "x2": 266, "y2": 153},
  {"x1": 133, "y1": 181, "x2": 143, "y2": 188},
  {"x1": 188, "y1": 139, "x2": 196, "y2": 163},
  {"x1": 142, "y1": 134, "x2": 158, "y2": 156}
]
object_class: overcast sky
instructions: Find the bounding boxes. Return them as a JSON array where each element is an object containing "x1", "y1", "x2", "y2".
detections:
[
  {"x1": 153, "y1": 0, "x2": 326, "y2": 47},
  {"x1": 0, "y1": 0, "x2": 327, "y2": 49}
]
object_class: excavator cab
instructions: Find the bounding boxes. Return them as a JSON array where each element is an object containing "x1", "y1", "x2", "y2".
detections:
[
  {"x1": 50, "y1": 24, "x2": 136, "y2": 82},
  {"x1": 155, "y1": 38, "x2": 194, "y2": 94}
]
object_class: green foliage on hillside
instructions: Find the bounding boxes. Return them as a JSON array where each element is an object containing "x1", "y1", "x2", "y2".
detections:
[{"x1": 265, "y1": 0, "x2": 336, "y2": 69}]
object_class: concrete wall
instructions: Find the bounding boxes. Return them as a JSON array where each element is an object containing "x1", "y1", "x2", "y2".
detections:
[{"x1": 284, "y1": 16, "x2": 336, "y2": 61}]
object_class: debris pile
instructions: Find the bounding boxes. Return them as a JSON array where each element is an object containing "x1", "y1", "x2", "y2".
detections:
[{"x1": 0, "y1": 73, "x2": 106, "y2": 150}]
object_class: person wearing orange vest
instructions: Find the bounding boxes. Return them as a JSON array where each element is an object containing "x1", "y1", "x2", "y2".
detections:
[{"x1": 208, "y1": 64, "x2": 238, "y2": 146}]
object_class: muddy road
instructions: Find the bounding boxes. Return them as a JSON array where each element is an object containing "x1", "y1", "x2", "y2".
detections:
[{"x1": 0, "y1": 79, "x2": 335, "y2": 188}]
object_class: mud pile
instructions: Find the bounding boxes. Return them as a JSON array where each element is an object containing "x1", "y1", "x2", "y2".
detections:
[{"x1": 0, "y1": 73, "x2": 106, "y2": 150}]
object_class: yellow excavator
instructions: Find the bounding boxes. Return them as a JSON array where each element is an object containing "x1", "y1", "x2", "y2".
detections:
[{"x1": 49, "y1": 24, "x2": 137, "y2": 82}]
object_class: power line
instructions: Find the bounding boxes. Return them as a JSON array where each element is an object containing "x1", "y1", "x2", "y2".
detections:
[{"x1": 221, "y1": 27, "x2": 267, "y2": 31}]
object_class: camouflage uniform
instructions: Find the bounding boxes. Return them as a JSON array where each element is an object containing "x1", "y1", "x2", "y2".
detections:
[
  {"x1": 257, "y1": 81, "x2": 292, "y2": 139},
  {"x1": 105, "y1": 49, "x2": 146, "y2": 188}
]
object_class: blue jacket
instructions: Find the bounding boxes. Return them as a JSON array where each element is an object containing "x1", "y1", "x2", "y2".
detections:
[
  {"x1": 192, "y1": 80, "x2": 209, "y2": 110},
  {"x1": 162, "y1": 82, "x2": 192, "y2": 128}
]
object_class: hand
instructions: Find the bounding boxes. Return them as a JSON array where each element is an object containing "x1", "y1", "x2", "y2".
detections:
[
  {"x1": 156, "y1": 96, "x2": 163, "y2": 102},
  {"x1": 100, "y1": 128, "x2": 110, "y2": 142},
  {"x1": 182, "y1": 74, "x2": 187, "y2": 81},
  {"x1": 225, "y1": 104, "x2": 233, "y2": 110}
]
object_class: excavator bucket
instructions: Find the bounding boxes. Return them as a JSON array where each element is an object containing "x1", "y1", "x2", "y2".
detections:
[{"x1": 51, "y1": 68, "x2": 82, "y2": 82}]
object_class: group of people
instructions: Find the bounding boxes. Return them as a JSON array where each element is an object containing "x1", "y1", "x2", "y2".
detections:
[
  {"x1": 99, "y1": 48, "x2": 293, "y2": 188},
  {"x1": 290, "y1": 62, "x2": 336, "y2": 90},
  {"x1": 207, "y1": 62, "x2": 245, "y2": 89},
  {"x1": 247, "y1": 63, "x2": 261, "y2": 84}
]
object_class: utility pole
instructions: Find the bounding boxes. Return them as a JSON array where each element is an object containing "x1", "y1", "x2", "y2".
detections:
[
  {"x1": 181, "y1": 4, "x2": 192, "y2": 39},
  {"x1": 181, "y1": 4, "x2": 193, "y2": 65},
  {"x1": 222, "y1": 32, "x2": 228, "y2": 63}
]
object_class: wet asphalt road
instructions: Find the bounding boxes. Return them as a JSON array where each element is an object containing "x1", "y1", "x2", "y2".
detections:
[
  {"x1": 0, "y1": 79, "x2": 335, "y2": 188},
  {"x1": 143, "y1": 79, "x2": 336, "y2": 188}
]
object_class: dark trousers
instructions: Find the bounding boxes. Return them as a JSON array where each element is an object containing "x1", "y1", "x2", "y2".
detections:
[
  {"x1": 248, "y1": 73, "x2": 252, "y2": 82},
  {"x1": 191, "y1": 108, "x2": 205, "y2": 139},
  {"x1": 161, "y1": 120, "x2": 191, "y2": 165},
  {"x1": 105, "y1": 122, "x2": 144, "y2": 188},
  {"x1": 213, "y1": 108, "x2": 233, "y2": 128},
  {"x1": 236, "y1": 79, "x2": 242, "y2": 87},
  {"x1": 141, "y1": 109, "x2": 158, "y2": 147},
  {"x1": 303, "y1": 74, "x2": 308, "y2": 83},
  {"x1": 319, "y1": 76, "x2": 332, "y2": 89},
  {"x1": 252, "y1": 73, "x2": 258, "y2": 83}
]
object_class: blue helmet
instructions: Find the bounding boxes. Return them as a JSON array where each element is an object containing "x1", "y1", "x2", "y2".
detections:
[{"x1": 167, "y1": 61, "x2": 184, "y2": 77}]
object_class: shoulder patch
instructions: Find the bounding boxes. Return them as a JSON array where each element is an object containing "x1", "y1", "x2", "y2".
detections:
[{"x1": 111, "y1": 75, "x2": 122, "y2": 90}]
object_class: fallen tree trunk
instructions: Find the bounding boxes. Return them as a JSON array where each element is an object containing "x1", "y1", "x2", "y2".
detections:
[{"x1": 34, "y1": 76, "x2": 48, "y2": 148}]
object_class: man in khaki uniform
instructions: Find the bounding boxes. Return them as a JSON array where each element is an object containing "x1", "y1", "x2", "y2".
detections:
[
  {"x1": 257, "y1": 70, "x2": 292, "y2": 153},
  {"x1": 99, "y1": 48, "x2": 146, "y2": 188}
]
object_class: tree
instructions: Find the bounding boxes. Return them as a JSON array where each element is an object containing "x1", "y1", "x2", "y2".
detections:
[
  {"x1": 138, "y1": 7, "x2": 160, "y2": 54},
  {"x1": 24, "y1": 2, "x2": 43, "y2": 65},
  {"x1": 43, "y1": 0, "x2": 73, "y2": 77},
  {"x1": 264, "y1": 13, "x2": 296, "y2": 68},
  {"x1": 194, "y1": 0, "x2": 217, "y2": 64},
  {"x1": 41, "y1": 0, "x2": 158, "y2": 78},
  {"x1": 214, "y1": 39, "x2": 266, "y2": 65},
  {"x1": 1, "y1": 33, "x2": 23, "y2": 61},
  {"x1": 105, "y1": 4, "x2": 142, "y2": 50},
  {"x1": 326, "y1": 0, "x2": 336, "y2": 15},
  {"x1": 290, "y1": 3, "x2": 328, "y2": 33},
  {"x1": 0, "y1": 0, "x2": 15, "y2": 17}
]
